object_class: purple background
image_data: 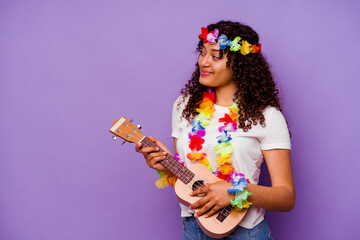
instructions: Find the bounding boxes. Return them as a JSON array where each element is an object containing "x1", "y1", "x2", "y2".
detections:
[{"x1": 1, "y1": 0, "x2": 359, "y2": 239}]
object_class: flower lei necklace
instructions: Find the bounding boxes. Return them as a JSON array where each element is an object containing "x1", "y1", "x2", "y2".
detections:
[
  {"x1": 155, "y1": 89, "x2": 252, "y2": 210},
  {"x1": 186, "y1": 88, "x2": 244, "y2": 182}
]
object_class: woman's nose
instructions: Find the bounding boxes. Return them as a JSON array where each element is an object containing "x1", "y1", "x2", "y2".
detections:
[{"x1": 199, "y1": 54, "x2": 211, "y2": 67}]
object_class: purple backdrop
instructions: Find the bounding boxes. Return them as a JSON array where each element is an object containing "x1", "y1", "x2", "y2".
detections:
[{"x1": 1, "y1": 0, "x2": 359, "y2": 239}]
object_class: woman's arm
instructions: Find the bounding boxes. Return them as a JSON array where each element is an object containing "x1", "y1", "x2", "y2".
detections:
[
  {"x1": 191, "y1": 149, "x2": 295, "y2": 217},
  {"x1": 247, "y1": 149, "x2": 295, "y2": 212}
]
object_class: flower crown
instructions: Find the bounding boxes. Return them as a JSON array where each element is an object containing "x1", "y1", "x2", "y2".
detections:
[{"x1": 198, "y1": 27, "x2": 261, "y2": 55}]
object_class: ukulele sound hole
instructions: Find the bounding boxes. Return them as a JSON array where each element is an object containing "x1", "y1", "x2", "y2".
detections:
[
  {"x1": 192, "y1": 180, "x2": 206, "y2": 197},
  {"x1": 192, "y1": 180, "x2": 205, "y2": 191}
]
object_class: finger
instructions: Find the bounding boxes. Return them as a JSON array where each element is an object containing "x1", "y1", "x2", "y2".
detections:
[
  {"x1": 194, "y1": 201, "x2": 216, "y2": 218},
  {"x1": 190, "y1": 185, "x2": 209, "y2": 196},
  {"x1": 147, "y1": 153, "x2": 166, "y2": 166},
  {"x1": 204, "y1": 205, "x2": 221, "y2": 218},
  {"x1": 151, "y1": 163, "x2": 166, "y2": 171},
  {"x1": 140, "y1": 146, "x2": 160, "y2": 154},
  {"x1": 147, "y1": 151, "x2": 166, "y2": 160},
  {"x1": 148, "y1": 136, "x2": 158, "y2": 142},
  {"x1": 190, "y1": 196, "x2": 209, "y2": 209},
  {"x1": 135, "y1": 143, "x2": 142, "y2": 152}
]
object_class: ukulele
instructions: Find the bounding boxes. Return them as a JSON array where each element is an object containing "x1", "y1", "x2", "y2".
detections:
[{"x1": 110, "y1": 116, "x2": 247, "y2": 238}]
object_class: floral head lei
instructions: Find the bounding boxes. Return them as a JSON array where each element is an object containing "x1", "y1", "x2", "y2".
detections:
[{"x1": 198, "y1": 27, "x2": 262, "y2": 55}]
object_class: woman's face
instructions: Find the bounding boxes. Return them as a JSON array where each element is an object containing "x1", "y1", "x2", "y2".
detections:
[{"x1": 198, "y1": 42, "x2": 233, "y2": 88}]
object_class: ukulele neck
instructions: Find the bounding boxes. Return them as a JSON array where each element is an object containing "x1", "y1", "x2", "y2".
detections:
[{"x1": 140, "y1": 137, "x2": 194, "y2": 184}]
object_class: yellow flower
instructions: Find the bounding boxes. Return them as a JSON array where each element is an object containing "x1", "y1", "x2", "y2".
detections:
[
  {"x1": 240, "y1": 40, "x2": 251, "y2": 55},
  {"x1": 155, "y1": 177, "x2": 169, "y2": 189},
  {"x1": 216, "y1": 155, "x2": 232, "y2": 165},
  {"x1": 241, "y1": 201, "x2": 252, "y2": 209},
  {"x1": 200, "y1": 157, "x2": 209, "y2": 165},
  {"x1": 196, "y1": 100, "x2": 215, "y2": 118}
]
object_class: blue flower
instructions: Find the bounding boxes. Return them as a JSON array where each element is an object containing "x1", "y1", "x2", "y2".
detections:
[
  {"x1": 227, "y1": 178, "x2": 248, "y2": 194},
  {"x1": 219, "y1": 35, "x2": 231, "y2": 50},
  {"x1": 191, "y1": 120, "x2": 205, "y2": 132},
  {"x1": 216, "y1": 130, "x2": 232, "y2": 143}
]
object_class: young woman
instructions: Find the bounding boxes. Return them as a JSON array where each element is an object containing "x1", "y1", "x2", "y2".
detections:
[{"x1": 135, "y1": 21, "x2": 295, "y2": 240}]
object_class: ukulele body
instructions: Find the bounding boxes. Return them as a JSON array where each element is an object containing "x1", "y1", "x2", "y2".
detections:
[{"x1": 174, "y1": 164, "x2": 247, "y2": 239}]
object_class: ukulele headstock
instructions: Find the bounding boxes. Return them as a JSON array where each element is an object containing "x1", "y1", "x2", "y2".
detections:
[{"x1": 109, "y1": 117, "x2": 144, "y2": 144}]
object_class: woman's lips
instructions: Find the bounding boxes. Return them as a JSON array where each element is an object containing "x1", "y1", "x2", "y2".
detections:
[{"x1": 200, "y1": 71, "x2": 212, "y2": 76}]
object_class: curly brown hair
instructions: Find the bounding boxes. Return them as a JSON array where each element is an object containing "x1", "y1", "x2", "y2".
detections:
[{"x1": 180, "y1": 20, "x2": 281, "y2": 132}]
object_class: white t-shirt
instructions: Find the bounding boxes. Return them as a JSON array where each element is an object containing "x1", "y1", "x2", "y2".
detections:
[{"x1": 171, "y1": 96, "x2": 291, "y2": 229}]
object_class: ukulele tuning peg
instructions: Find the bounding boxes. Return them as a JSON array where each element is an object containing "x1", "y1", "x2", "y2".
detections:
[
  {"x1": 130, "y1": 119, "x2": 133, "y2": 122},
  {"x1": 112, "y1": 135, "x2": 117, "y2": 140},
  {"x1": 137, "y1": 124, "x2": 142, "y2": 129},
  {"x1": 121, "y1": 140, "x2": 127, "y2": 145}
]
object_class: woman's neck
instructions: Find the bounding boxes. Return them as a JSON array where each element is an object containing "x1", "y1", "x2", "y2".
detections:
[{"x1": 214, "y1": 84, "x2": 237, "y2": 107}]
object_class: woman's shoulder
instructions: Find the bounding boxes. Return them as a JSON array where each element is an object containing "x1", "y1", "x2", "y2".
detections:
[
  {"x1": 262, "y1": 106, "x2": 282, "y2": 117},
  {"x1": 262, "y1": 106, "x2": 287, "y2": 127}
]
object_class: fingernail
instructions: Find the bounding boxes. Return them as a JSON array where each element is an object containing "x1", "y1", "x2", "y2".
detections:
[
  {"x1": 205, "y1": 214, "x2": 208, "y2": 218},
  {"x1": 189, "y1": 192, "x2": 193, "y2": 196},
  {"x1": 194, "y1": 214, "x2": 198, "y2": 217},
  {"x1": 156, "y1": 147, "x2": 159, "y2": 151}
]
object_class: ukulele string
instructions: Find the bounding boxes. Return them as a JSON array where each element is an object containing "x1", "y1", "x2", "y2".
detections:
[{"x1": 192, "y1": 181, "x2": 205, "y2": 190}]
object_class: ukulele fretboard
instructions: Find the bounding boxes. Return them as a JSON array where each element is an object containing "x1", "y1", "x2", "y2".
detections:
[{"x1": 141, "y1": 137, "x2": 194, "y2": 184}]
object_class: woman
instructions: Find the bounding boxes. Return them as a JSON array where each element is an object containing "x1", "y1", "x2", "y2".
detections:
[{"x1": 136, "y1": 21, "x2": 295, "y2": 240}]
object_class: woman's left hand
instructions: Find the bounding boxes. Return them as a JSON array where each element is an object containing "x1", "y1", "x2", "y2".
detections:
[{"x1": 190, "y1": 180, "x2": 235, "y2": 218}]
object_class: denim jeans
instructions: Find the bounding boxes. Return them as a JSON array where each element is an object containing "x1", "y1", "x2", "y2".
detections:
[{"x1": 182, "y1": 216, "x2": 273, "y2": 240}]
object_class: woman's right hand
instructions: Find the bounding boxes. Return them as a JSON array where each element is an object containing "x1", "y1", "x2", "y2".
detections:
[{"x1": 135, "y1": 136, "x2": 172, "y2": 174}]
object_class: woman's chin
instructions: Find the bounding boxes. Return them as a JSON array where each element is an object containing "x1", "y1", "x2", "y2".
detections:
[{"x1": 199, "y1": 77, "x2": 216, "y2": 87}]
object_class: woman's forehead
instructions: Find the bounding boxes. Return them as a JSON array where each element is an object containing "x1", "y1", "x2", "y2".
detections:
[{"x1": 202, "y1": 42, "x2": 220, "y2": 51}]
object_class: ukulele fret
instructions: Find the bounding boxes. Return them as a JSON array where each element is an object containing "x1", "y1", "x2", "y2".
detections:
[{"x1": 140, "y1": 137, "x2": 194, "y2": 184}]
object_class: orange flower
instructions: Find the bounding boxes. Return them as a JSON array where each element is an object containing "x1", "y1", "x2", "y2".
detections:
[
  {"x1": 187, "y1": 152, "x2": 207, "y2": 161},
  {"x1": 250, "y1": 43, "x2": 261, "y2": 53},
  {"x1": 218, "y1": 163, "x2": 234, "y2": 175},
  {"x1": 168, "y1": 176, "x2": 177, "y2": 187}
]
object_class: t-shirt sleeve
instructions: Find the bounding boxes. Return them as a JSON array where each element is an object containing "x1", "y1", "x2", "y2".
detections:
[
  {"x1": 171, "y1": 97, "x2": 182, "y2": 138},
  {"x1": 260, "y1": 108, "x2": 291, "y2": 150}
]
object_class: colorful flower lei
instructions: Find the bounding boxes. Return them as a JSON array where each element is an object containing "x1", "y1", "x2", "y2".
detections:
[
  {"x1": 227, "y1": 177, "x2": 253, "y2": 210},
  {"x1": 198, "y1": 26, "x2": 262, "y2": 55},
  {"x1": 155, "y1": 89, "x2": 252, "y2": 210}
]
